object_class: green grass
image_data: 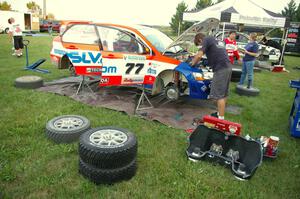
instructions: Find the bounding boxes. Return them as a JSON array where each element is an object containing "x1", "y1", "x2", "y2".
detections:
[{"x1": 0, "y1": 34, "x2": 300, "y2": 199}]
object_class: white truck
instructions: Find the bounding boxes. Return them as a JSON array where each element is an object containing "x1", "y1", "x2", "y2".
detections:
[{"x1": 0, "y1": 10, "x2": 39, "y2": 33}]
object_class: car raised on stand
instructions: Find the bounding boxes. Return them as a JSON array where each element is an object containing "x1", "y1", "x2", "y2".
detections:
[{"x1": 50, "y1": 19, "x2": 219, "y2": 100}]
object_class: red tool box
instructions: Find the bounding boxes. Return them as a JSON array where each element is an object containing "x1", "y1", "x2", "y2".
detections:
[{"x1": 202, "y1": 115, "x2": 242, "y2": 136}]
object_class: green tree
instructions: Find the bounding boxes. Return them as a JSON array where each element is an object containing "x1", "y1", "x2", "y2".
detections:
[
  {"x1": 0, "y1": 1, "x2": 12, "y2": 10},
  {"x1": 195, "y1": 0, "x2": 213, "y2": 10},
  {"x1": 169, "y1": 1, "x2": 193, "y2": 35},
  {"x1": 296, "y1": 3, "x2": 300, "y2": 21},
  {"x1": 26, "y1": 1, "x2": 41, "y2": 13},
  {"x1": 282, "y1": 0, "x2": 297, "y2": 21}
]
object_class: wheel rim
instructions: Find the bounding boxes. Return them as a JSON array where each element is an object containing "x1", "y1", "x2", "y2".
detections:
[
  {"x1": 53, "y1": 117, "x2": 84, "y2": 130},
  {"x1": 89, "y1": 129, "x2": 128, "y2": 147},
  {"x1": 166, "y1": 87, "x2": 178, "y2": 101}
]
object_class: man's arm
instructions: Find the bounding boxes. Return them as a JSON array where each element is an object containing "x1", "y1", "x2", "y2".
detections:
[{"x1": 191, "y1": 50, "x2": 204, "y2": 66}]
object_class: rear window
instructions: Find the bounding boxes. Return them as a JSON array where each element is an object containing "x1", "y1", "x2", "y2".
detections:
[{"x1": 62, "y1": 24, "x2": 98, "y2": 45}]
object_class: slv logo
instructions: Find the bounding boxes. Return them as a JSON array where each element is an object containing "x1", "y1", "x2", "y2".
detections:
[{"x1": 68, "y1": 52, "x2": 103, "y2": 64}]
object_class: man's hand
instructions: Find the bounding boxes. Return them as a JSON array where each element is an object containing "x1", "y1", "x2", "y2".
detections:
[{"x1": 191, "y1": 50, "x2": 204, "y2": 67}]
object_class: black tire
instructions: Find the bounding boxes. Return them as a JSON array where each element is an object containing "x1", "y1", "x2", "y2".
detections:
[
  {"x1": 236, "y1": 85, "x2": 260, "y2": 96},
  {"x1": 15, "y1": 76, "x2": 43, "y2": 89},
  {"x1": 79, "y1": 127, "x2": 137, "y2": 169},
  {"x1": 79, "y1": 158, "x2": 137, "y2": 184},
  {"x1": 46, "y1": 115, "x2": 91, "y2": 143},
  {"x1": 165, "y1": 84, "x2": 179, "y2": 101},
  {"x1": 231, "y1": 68, "x2": 242, "y2": 82}
]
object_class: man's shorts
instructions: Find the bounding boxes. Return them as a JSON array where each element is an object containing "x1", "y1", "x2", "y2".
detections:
[
  {"x1": 209, "y1": 63, "x2": 232, "y2": 100},
  {"x1": 13, "y1": 36, "x2": 24, "y2": 50}
]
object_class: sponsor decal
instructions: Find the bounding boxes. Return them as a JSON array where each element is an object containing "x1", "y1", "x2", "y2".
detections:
[
  {"x1": 54, "y1": 49, "x2": 66, "y2": 55},
  {"x1": 124, "y1": 55, "x2": 146, "y2": 61},
  {"x1": 123, "y1": 78, "x2": 144, "y2": 83},
  {"x1": 148, "y1": 62, "x2": 160, "y2": 68},
  {"x1": 86, "y1": 68, "x2": 102, "y2": 73},
  {"x1": 147, "y1": 68, "x2": 157, "y2": 75},
  {"x1": 201, "y1": 85, "x2": 207, "y2": 92},
  {"x1": 102, "y1": 66, "x2": 117, "y2": 73},
  {"x1": 68, "y1": 52, "x2": 102, "y2": 64},
  {"x1": 100, "y1": 78, "x2": 109, "y2": 84}
]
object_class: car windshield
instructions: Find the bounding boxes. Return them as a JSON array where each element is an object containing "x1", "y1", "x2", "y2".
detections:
[{"x1": 138, "y1": 27, "x2": 174, "y2": 52}]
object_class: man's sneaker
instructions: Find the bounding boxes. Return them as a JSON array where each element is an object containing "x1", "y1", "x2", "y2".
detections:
[{"x1": 210, "y1": 112, "x2": 218, "y2": 118}]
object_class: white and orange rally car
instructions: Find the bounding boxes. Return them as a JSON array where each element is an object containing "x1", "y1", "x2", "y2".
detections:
[{"x1": 50, "y1": 18, "x2": 219, "y2": 100}]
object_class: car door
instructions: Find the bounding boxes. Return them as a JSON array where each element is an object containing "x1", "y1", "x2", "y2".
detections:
[
  {"x1": 96, "y1": 25, "x2": 151, "y2": 86},
  {"x1": 61, "y1": 24, "x2": 102, "y2": 76}
]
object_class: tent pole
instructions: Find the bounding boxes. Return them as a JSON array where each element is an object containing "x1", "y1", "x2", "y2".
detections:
[
  {"x1": 222, "y1": 22, "x2": 226, "y2": 40},
  {"x1": 279, "y1": 28, "x2": 288, "y2": 65}
]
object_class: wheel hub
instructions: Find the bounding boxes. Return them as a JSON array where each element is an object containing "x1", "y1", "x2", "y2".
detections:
[
  {"x1": 166, "y1": 88, "x2": 178, "y2": 101},
  {"x1": 89, "y1": 129, "x2": 128, "y2": 147},
  {"x1": 53, "y1": 117, "x2": 84, "y2": 130}
]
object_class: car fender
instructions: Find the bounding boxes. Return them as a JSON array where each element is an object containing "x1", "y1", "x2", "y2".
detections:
[{"x1": 175, "y1": 62, "x2": 211, "y2": 99}]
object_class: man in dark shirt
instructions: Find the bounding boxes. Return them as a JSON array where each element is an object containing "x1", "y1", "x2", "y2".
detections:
[{"x1": 191, "y1": 33, "x2": 232, "y2": 120}]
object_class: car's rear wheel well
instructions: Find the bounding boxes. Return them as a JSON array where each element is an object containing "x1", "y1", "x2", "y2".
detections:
[{"x1": 59, "y1": 55, "x2": 70, "y2": 69}]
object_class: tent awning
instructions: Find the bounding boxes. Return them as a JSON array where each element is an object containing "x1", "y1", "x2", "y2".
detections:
[{"x1": 183, "y1": 0, "x2": 288, "y2": 28}]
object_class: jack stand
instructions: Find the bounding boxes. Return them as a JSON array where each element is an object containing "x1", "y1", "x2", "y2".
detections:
[
  {"x1": 76, "y1": 76, "x2": 96, "y2": 98},
  {"x1": 135, "y1": 86, "x2": 153, "y2": 114}
]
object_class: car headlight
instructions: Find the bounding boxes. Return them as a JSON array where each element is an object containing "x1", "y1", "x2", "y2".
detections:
[{"x1": 193, "y1": 72, "x2": 205, "y2": 81}]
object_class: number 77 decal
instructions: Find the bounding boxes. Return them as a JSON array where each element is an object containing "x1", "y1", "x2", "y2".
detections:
[{"x1": 125, "y1": 63, "x2": 144, "y2": 74}]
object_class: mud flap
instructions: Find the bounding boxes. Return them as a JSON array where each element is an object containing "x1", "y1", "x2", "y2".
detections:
[{"x1": 186, "y1": 125, "x2": 263, "y2": 180}]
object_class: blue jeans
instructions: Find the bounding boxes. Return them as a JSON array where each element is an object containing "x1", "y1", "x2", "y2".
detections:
[{"x1": 239, "y1": 60, "x2": 255, "y2": 87}]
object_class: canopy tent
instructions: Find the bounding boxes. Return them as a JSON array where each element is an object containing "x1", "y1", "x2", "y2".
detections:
[{"x1": 183, "y1": 0, "x2": 288, "y2": 28}]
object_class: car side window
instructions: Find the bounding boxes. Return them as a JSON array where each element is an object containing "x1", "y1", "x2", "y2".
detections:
[
  {"x1": 62, "y1": 24, "x2": 98, "y2": 45},
  {"x1": 97, "y1": 26, "x2": 146, "y2": 54}
]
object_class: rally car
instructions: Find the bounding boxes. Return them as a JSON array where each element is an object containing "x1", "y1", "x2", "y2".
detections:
[{"x1": 50, "y1": 18, "x2": 219, "y2": 100}]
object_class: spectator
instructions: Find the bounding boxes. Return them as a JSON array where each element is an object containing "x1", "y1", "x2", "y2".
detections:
[
  {"x1": 239, "y1": 33, "x2": 259, "y2": 88},
  {"x1": 8, "y1": 17, "x2": 23, "y2": 57},
  {"x1": 224, "y1": 31, "x2": 241, "y2": 64}
]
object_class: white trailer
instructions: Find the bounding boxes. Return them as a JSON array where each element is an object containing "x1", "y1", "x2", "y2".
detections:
[{"x1": 0, "y1": 10, "x2": 39, "y2": 33}]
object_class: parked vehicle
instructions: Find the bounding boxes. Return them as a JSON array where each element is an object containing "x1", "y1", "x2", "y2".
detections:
[
  {"x1": 40, "y1": 20, "x2": 61, "y2": 32},
  {"x1": 215, "y1": 31, "x2": 281, "y2": 62},
  {"x1": 50, "y1": 19, "x2": 220, "y2": 100}
]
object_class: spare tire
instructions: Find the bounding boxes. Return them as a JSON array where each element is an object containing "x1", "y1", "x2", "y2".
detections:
[
  {"x1": 79, "y1": 158, "x2": 137, "y2": 185},
  {"x1": 79, "y1": 127, "x2": 137, "y2": 169},
  {"x1": 15, "y1": 76, "x2": 43, "y2": 89},
  {"x1": 236, "y1": 85, "x2": 260, "y2": 96},
  {"x1": 46, "y1": 115, "x2": 91, "y2": 143},
  {"x1": 231, "y1": 68, "x2": 242, "y2": 82}
]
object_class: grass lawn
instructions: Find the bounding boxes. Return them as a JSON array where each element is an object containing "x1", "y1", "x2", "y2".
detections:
[{"x1": 0, "y1": 33, "x2": 300, "y2": 199}]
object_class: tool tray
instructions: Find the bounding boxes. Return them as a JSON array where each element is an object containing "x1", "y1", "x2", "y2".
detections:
[{"x1": 186, "y1": 125, "x2": 263, "y2": 180}]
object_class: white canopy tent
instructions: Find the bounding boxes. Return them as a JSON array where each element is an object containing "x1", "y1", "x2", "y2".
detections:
[
  {"x1": 183, "y1": 0, "x2": 289, "y2": 65},
  {"x1": 183, "y1": 0, "x2": 288, "y2": 28}
]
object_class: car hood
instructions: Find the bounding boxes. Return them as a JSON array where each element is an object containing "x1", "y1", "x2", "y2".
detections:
[{"x1": 163, "y1": 18, "x2": 220, "y2": 54}]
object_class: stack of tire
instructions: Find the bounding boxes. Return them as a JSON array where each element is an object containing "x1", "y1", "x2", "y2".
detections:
[{"x1": 78, "y1": 127, "x2": 138, "y2": 184}]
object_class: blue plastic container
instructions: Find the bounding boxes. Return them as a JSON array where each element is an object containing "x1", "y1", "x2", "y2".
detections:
[{"x1": 289, "y1": 80, "x2": 300, "y2": 138}]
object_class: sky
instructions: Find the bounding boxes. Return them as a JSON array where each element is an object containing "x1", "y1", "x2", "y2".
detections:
[{"x1": 4, "y1": 0, "x2": 300, "y2": 25}]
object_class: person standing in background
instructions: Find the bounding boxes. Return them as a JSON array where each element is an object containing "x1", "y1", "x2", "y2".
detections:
[
  {"x1": 8, "y1": 17, "x2": 23, "y2": 57},
  {"x1": 224, "y1": 31, "x2": 241, "y2": 65},
  {"x1": 239, "y1": 33, "x2": 259, "y2": 88}
]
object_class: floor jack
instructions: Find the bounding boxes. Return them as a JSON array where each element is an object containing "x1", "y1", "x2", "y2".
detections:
[{"x1": 23, "y1": 40, "x2": 49, "y2": 73}]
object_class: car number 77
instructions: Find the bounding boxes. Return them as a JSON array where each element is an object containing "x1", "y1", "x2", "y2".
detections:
[{"x1": 125, "y1": 63, "x2": 144, "y2": 75}]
